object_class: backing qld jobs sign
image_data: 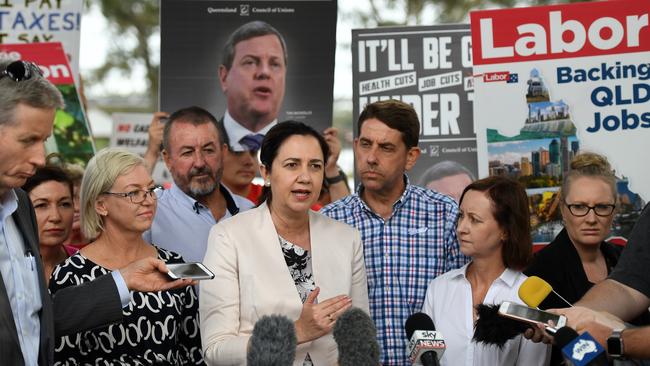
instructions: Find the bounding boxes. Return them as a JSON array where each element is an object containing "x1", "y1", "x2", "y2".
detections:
[{"x1": 470, "y1": 0, "x2": 650, "y2": 241}]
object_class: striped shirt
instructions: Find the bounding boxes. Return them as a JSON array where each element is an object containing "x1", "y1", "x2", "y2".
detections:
[{"x1": 321, "y1": 177, "x2": 468, "y2": 365}]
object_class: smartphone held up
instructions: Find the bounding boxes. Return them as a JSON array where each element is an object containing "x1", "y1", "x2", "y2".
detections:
[{"x1": 167, "y1": 262, "x2": 215, "y2": 281}]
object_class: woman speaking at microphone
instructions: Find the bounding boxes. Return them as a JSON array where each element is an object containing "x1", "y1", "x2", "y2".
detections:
[
  {"x1": 200, "y1": 121, "x2": 369, "y2": 366},
  {"x1": 422, "y1": 176, "x2": 549, "y2": 365}
]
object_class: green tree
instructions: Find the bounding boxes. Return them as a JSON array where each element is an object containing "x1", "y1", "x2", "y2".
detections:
[
  {"x1": 352, "y1": 0, "x2": 592, "y2": 25},
  {"x1": 87, "y1": 0, "x2": 160, "y2": 109}
]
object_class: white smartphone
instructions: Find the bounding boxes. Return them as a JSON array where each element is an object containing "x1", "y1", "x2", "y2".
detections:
[
  {"x1": 498, "y1": 301, "x2": 567, "y2": 329},
  {"x1": 167, "y1": 262, "x2": 215, "y2": 280}
]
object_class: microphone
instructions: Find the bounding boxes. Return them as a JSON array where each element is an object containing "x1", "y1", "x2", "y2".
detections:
[
  {"x1": 332, "y1": 307, "x2": 380, "y2": 366},
  {"x1": 473, "y1": 304, "x2": 530, "y2": 347},
  {"x1": 519, "y1": 276, "x2": 573, "y2": 308},
  {"x1": 554, "y1": 326, "x2": 608, "y2": 366},
  {"x1": 192, "y1": 201, "x2": 201, "y2": 214},
  {"x1": 404, "y1": 313, "x2": 445, "y2": 366},
  {"x1": 246, "y1": 314, "x2": 297, "y2": 366}
]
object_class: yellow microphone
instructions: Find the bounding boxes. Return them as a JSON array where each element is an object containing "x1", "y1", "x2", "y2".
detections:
[{"x1": 518, "y1": 276, "x2": 572, "y2": 308}]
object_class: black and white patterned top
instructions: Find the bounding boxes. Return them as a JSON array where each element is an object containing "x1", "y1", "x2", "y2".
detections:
[
  {"x1": 48, "y1": 246, "x2": 205, "y2": 366},
  {"x1": 279, "y1": 236, "x2": 315, "y2": 366}
]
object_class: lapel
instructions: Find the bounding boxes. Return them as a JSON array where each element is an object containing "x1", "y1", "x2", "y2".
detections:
[
  {"x1": 256, "y1": 203, "x2": 305, "y2": 307},
  {"x1": 308, "y1": 210, "x2": 332, "y2": 301},
  {"x1": 0, "y1": 269, "x2": 22, "y2": 352}
]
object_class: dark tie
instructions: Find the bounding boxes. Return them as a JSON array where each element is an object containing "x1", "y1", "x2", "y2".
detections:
[{"x1": 239, "y1": 133, "x2": 264, "y2": 151}]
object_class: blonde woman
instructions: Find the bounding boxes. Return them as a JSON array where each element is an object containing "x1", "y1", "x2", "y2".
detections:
[{"x1": 49, "y1": 148, "x2": 205, "y2": 365}]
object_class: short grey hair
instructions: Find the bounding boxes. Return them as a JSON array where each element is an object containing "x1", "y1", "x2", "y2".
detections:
[
  {"x1": 418, "y1": 160, "x2": 476, "y2": 187},
  {"x1": 0, "y1": 60, "x2": 64, "y2": 127},
  {"x1": 80, "y1": 148, "x2": 145, "y2": 240},
  {"x1": 221, "y1": 21, "x2": 288, "y2": 70},
  {"x1": 162, "y1": 106, "x2": 223, "y2": 152}
]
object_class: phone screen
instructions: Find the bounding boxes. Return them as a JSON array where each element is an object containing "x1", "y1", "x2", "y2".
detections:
[
  {"x1": 167, "y1": 263, "x2": 214, "y2": 279},
  {"x1": 502, "y1": 303, "x2": 562, "y2": 324}
]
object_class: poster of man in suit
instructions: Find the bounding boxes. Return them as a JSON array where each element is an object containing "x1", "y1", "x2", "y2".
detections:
[{"x1": 160, "y1": 0, "x2": 338, "y2": 142}]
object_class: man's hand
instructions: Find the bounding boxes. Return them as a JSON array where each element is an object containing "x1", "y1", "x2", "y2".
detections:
[
  {"x1": 118, "y1": 257, "x2": 195, "y2": 292},
  {"x1": 555, "y1": 306, "x2": 625, "y2": 346},
  {"x1": 523, "y1": 322, "x2": 555, "y2": 344},
  {"x1": 148, "y1": 112, "x2": 167, "y2": 150},
  {"x1": 143, "y1": 112, "x2": 169, "y2": 174},
  {"x1": 323, "y1": 127, "x2": 341, "y2": 177}
]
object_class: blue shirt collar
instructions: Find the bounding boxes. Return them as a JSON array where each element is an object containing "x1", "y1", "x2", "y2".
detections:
[{"x1": 167, "y1": 183, "x2": 241, "y2": 216}]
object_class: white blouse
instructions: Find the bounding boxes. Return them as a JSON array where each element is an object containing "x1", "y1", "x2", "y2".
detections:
[{"x1": 421, "y1": 263, "x2": 550, "y2": 366}]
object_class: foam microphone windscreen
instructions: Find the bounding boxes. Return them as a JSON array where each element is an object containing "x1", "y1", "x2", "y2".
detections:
[
  {"x1": 518, "y1": 276, "x2": 553, "y2": 308},
  {"x1": 333, "y1": 307, "x2": 380, "y2": 366},
  {"x1": 405, "y1": 312, "x2": 436, "y2": 339},
  {"x1": 247, "y1": 314, "x2": 297, "y2": 366},
  {"x1": 554, "y1": 326, "x2": 580, "y2": 349},
  {"x1": 473, "y1": 304, "x2": 530, "y2": 348}
]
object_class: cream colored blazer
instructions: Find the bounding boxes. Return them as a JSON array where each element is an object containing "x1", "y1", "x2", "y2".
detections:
[{"x1": 200, "y1": 203, "x2": 369, "y2": 366}]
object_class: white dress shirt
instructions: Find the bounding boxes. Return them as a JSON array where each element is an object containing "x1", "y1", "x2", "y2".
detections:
[
  {"x1": 422, "y1": 263, "x2": 550, "y2": 366},
  {"x1": 223, "y1": 111, "x2": 277, "y2": 151}
]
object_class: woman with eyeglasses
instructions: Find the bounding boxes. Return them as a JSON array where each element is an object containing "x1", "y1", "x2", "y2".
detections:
[
  {"x1": 48, "y1": 148, "x2": 205, "y2": 365},
  {"x1": 525, "y1": 152, "x2": 649, "y2": 365}
]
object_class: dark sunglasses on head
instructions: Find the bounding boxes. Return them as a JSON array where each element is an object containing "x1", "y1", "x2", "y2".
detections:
[{"x1": 0, "y1": 60, "x2": 43, "y2": 82}]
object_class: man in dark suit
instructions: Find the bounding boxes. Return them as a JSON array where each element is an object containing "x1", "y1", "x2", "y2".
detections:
[
  {"x1": 0, "y1": 60, "x2": 192, "y2": 365},
  {"x1": 217, "y1": 20, "x2": 287, "y2": 152}
]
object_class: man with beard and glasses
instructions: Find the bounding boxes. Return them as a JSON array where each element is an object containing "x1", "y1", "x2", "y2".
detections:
[
  {"x1": 321, "y1": 99, "x2": 468, "y2": 365},
  {"x1": 143, "y1": 106, "x2": 253, "y2": 263}
]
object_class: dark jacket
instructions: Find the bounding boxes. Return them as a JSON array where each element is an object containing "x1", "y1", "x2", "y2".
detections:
[{"x1": 525, "y1": 228, "x2": 621, "y2": 310}]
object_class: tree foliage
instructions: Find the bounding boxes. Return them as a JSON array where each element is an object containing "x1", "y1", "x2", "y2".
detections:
[
  {"x1": 352, "y1": 0, "x2": 592, "y2": 26},
  {"x1": 87, "y1": 0, "x2": 160, "y2": 108}
]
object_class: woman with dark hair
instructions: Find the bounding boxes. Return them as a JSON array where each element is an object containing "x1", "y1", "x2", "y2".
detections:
[
  {"x1": 200, "y1": 121, "x2": 369, "y2": 365},
  {"x1": 23, "y1": 165, "x2": 76, "y2": 285},
  {"x1": 422, "y1": 176, "x2": 549, "y2": 365}
]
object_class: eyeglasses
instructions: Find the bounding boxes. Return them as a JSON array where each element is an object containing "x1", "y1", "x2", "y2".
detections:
[
  {"x1": 0, "y1": 60, "x2": 43, "y2": 82},
  {"x1": 564, "y1": 201, "x2": 616, "y2": 217},
  {"x1": 103, "y1": 186, "x2": 164, "y2": 204}
]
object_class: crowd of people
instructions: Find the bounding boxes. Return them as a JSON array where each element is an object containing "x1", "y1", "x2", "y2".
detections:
[{"x1": 2, "y1": 19, "x2": 650, "y2": 366}]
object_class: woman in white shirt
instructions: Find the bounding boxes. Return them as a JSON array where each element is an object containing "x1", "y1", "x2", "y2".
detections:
[{"x1": 422, "y1": 176, "x2": 550, "y2": 366}]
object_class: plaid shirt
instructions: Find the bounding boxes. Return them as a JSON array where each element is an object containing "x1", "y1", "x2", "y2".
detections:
[{"x1": 321, "y1": 177, "x2": 468, "y2": 366}]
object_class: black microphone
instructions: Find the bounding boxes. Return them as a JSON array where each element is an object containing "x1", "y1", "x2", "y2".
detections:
[
  {"x1": 193, "y1": 201, "x2": 201, "y2": 214},
  {"x1": 554, "y1": 326, "x2": 608, "y2": 366},
  {"x1": 332, "y1": 307, "x2": 380, "y2": 366},
  {"x1": 404, "y1": 313, "x2": 445, "y2": 366},
  {"x1": 246, "y1": 314, "x2": 297, "y2": 366},
  {"x1": 473, "y1": 304, "x2": 531, "y2": 347}
]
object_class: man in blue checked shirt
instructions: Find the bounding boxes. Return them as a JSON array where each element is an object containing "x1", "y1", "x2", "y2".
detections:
[{"x1": 321, "y1": 99, "x2": 469, "y2": 365}]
